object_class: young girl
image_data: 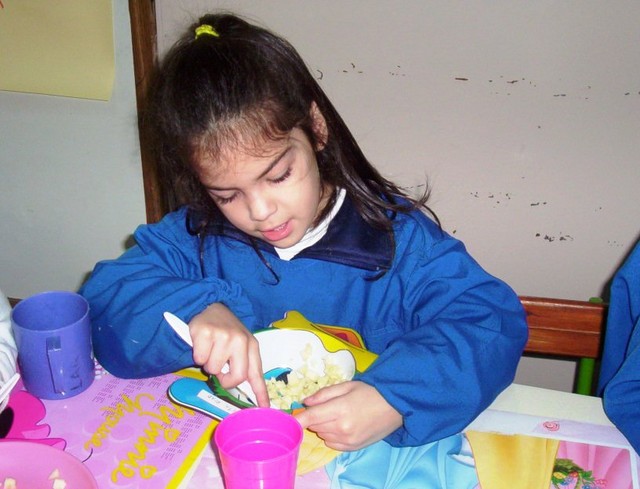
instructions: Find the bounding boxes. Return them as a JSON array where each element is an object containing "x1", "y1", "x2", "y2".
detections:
[{"x1": 80, "y1": 13, "x2": 527, "y2": 452}]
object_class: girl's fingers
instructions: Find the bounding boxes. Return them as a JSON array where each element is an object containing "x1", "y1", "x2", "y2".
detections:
[
  {"x1": 246, "y1": 340, "x2": 270, "y2": 406},
  {"x1": 247, "y1": 371, "x2": 270, "y2": 407},
  {"x1": 303, "y1": 381, "x2": 351, "y2": 405},
  {"x1": 294, "y1": 390, "x2": 342, "y2": 430},
  {"x1": 187, "y1": 303, "x2": 268, "y2": 403},
  {"x1": 215, "y1": 348, "x2": 249, "y2": 389}
]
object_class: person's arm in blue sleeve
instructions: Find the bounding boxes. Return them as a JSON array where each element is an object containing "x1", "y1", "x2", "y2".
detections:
[
  {"x1": 602, "y1": 326, "x2": 640, "y2": 454},
  {"x1": 79, "y1": 208, "x2": 258, "y2": 378},
  {"x1": 296, "y1": 224, "x2": 529, "y2": 449},
  {"x1": 600, "y1": 241, "x2": 640, "y2": 453},
  {"x1": 359, "y1": 235, "x2": 528, "y2": 446}
]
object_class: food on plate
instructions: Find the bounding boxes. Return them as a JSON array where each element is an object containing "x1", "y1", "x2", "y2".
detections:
[
  {"x1": 2, "y1": 478, "x2": 16, "y2": 489},
  {"x1": 51, "y1": 479, "x2": 67, "y2": 489},
  {"x1": 49, "y1": 469, "x2": 67, "y2": 489},
  {"x1": 266, "y1": 344, "x2": 349, "y2": 409},
  {"x1": 1, "y1": 469, "x2": 67, "y2": 489}
]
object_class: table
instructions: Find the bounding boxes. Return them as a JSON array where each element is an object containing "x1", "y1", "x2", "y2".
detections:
[
  {"x1": 5, "y1": 373, "x2": 637, "y2": 488},
  {"x1": 179, "y1": 383, "x2": 639, "y2": 488},
  {"x1": 481, "y1": 382, "x2": 611, "y2": 424}
]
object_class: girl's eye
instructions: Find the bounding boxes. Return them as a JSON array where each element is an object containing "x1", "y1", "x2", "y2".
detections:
[
  {"x1": 270, "y1": 167, "x2": 292, "y2": 184},
  {"x1": 212, "y1": 193, "x2": 238, "y2": 205}
]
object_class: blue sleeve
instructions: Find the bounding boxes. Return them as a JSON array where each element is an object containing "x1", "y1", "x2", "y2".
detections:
[
  {"x1": 602, "y1": 321, "x2": 640, "y2": 454},
  {"x1": 598, "y1": 243, "x2": 640, "y2": 393},
  {"x1": 600, "y1": 241, "x2": 640, "y2": 453},
  {"x1": 356, "y1": 232, "x2": 528, "y2": 446},
  {"x1": 79, "y1": 209, "x2": 258, "y2": 378}
]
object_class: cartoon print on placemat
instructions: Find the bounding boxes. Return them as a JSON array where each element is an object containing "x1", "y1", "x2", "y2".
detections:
[
  {"x1": 537, "y1": 419, "x2": 633, "y2": 489},
  {"x1": 0, "y1": 389, "x2": 66, "y2": 449},
  {"x1": 2, "y1": 362, "x2": 219, "y2": 488},
  {"x1": 463, "y1": 422, "x2": 635, "y2": 489},
  {"x1": 551, "y1": 439, "x2": 632, "y2": 489},
  {"x1": 551, "y1": 458, "x2": 604, "y2": 489}
]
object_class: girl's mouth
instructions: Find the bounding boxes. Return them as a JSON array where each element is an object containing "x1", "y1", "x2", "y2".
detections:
[{"x1": 261, "y1": 221, "x2": 292, "y2": 242}]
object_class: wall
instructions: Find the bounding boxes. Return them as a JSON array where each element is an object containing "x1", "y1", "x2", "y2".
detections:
[
  {"x1": 156, "y1": 1, "x2": 640, "y2": 298},
  {"x1": 0, "y1": 1, "x2": 146, "y2": 299},
  {"x1": 155, "y1": 1, "x2": 640, "y2": 391},
  {"x1": 2, "y1": 1, "x2": 637, "y2": 392}
]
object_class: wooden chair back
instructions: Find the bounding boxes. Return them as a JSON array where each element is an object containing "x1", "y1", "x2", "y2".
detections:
[
  {"x1": 9, "y1": 296, "x2": 607, "y2": 355},
  {"x1": 519, "y1": 295, "x2": 607, "y2": 395},
  {"x1": 520, "y1": 296, "x2": 606, "y2": 358},
  {"x1": 8, "y1": 295, "x2": 606, "y2": 392}
]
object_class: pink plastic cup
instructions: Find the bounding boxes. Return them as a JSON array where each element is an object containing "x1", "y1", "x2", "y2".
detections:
[{"x1": 214, "y1": 407, "x2": 303, "y2": 489}]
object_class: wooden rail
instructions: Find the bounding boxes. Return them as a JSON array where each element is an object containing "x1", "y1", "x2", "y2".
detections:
[
  {"x1": 520, "y1": 296, "x2": 607, "y2": 359},
  {"x1": 9, "y1": 295, "x2": 607, "y2": 359}
]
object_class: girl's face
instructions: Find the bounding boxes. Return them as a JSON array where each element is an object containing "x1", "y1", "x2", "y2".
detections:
[{"x1": 196, "y1": 127, "x2": 331, "y2": 249}]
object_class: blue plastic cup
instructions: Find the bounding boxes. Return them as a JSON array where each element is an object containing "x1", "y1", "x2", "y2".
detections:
[{"x1": 11, "y1": 291, "x2": 95, "y2": 399}]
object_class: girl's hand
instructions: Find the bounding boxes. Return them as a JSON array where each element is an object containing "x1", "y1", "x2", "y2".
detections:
[
  {"x1": 188, "y1": 303, "x2": 270, "y2": 407},
  {"x1": 294, "y1": 380, "x2": 403, "y2": 451}
]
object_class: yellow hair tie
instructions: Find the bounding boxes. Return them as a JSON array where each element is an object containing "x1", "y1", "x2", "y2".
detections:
[{"x1": 195, "y1": 24, "x2": 220, "y2": 39}]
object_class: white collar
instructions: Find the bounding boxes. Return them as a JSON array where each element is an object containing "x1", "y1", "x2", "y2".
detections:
[{"x1": 275, "y1": 188, "x2": 346, "y2": 260}]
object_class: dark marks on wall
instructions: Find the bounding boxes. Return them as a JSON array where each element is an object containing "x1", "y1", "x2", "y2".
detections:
[
  {"x1": 453, "y1": 76, "x2": 640, "y2": 100},
  {"x1": 341, "y1": 62, "x2": 363, "y2": 75},
  {"x1": 389, "y1": 65, "x2": 406, "y2": 77},
  {"x1": 469, "y1": 191, "x2": 513, "y2": 207},
  {"x1": 535, "y1": 232, "x2": 574, "y2": 243}
]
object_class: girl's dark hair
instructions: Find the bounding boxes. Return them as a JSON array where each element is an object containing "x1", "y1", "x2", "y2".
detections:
[{"x1": 144, "y1": 12, "x2": 438, "y2": 258}]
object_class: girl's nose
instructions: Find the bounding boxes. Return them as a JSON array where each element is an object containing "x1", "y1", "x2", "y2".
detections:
[{"x1": 247, "y1": 192, "x2": 276, "y2": 222}]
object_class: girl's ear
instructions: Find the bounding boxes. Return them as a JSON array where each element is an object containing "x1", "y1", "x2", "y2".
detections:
[{"x1": 310, "y1": 102, "x2": 328, "y2": 150}]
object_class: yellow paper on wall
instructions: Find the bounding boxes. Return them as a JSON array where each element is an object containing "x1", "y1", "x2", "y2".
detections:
[{"x1": 0, "y1": 0, "x2": 114, "y2": 100}]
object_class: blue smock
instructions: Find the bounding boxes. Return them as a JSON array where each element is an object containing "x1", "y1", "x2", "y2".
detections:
[
  {"x1": 598, "y1": 241, "x2": 640, "y2": 454},
  {"x1": 80, "y1": 196, "x2": 527, "y2": 447}
]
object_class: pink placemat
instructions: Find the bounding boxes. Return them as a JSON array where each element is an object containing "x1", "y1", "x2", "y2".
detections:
[{"x1": 3, "y1": 364, "x2": 215, "y2": 488}]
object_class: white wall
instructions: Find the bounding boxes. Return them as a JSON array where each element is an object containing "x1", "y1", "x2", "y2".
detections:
[
  {"x1": 156, "y1": 1, "x2": 640, "y2": 391},
  {"x1": 2, "y1": 1, "x2": 638, "y2": 392},
  {"x1": 0, "y1": 1, "x2": 146, "y2": 299},
  {"x1": 156, "y1": 1, "x2": 640, "y2": 299}
]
